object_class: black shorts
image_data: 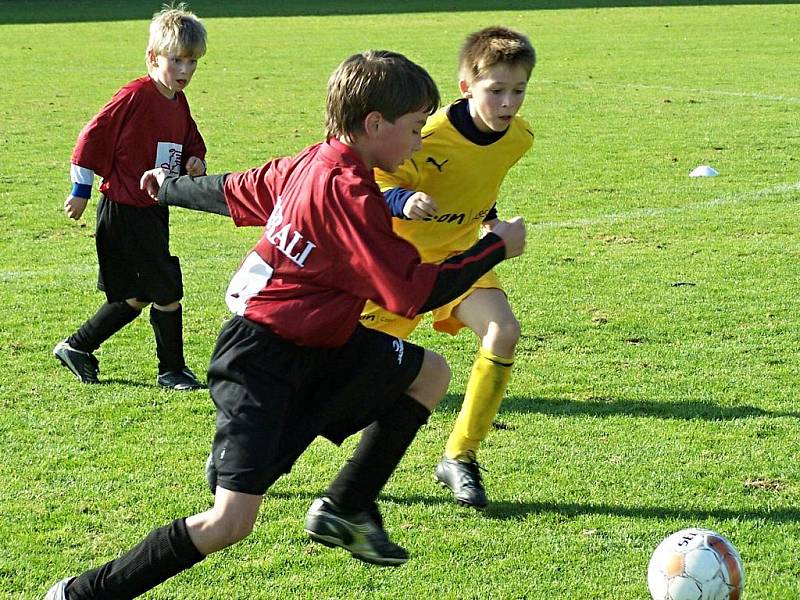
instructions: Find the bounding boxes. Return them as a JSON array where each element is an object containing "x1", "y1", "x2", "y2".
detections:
[
  {"x1": 95, "y1": 196, "x2": 183, "y2": 304},
  {"x1": 207, "y1": 316, "x2": 425, "y2": 495}
]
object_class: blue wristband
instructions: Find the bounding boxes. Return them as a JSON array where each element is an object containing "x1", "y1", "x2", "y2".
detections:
[{"x1": 71, "y1": 183, "x2": 92, "y2": 199}]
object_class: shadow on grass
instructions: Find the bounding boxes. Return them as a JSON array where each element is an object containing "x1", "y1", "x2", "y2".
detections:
[
  {"x1": 438, "y1": 394, "x2": 800, "y2": 420},
  {"x1": 375, "y1": 492, "x2": 800, "y2": 524},
  {"x1": 249, "y1": 488, "x2": 800, "y2": 526},
  {"x1": 95, "y1": 378, "x2": 157, "y2": 388},
  {"x1": 2, "y1": 0, "x2": 796, "y2": 25},
  {"x1": 484, "y1": 499, "x2": 800, "y2": 523}
]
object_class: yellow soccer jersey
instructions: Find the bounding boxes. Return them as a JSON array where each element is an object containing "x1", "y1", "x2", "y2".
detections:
[{"x1": 374, "y1": 101, "x2": 533, "y2": 263}]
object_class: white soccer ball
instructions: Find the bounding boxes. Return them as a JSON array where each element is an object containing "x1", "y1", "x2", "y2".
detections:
[{"x1": 647, "y1": 528, "x2": 745, "y2": 600}]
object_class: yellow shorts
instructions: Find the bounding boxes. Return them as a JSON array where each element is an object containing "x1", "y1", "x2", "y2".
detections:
[{"x1": 360, "y1": 270, "x2": 502, "y2": 339}]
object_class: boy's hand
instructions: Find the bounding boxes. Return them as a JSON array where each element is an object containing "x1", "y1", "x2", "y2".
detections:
[
  {"x1": 64, "y1": 195, "x2": 88, "y2": 220},
  {"x1": 403, "y1": 192, "x2": 438, "y2": 220},
  {"x1": 140, "y1": 167, "x2": 169, "y2": 200},
  {"x1": 490, "y1": 216, "x2": 526, "y2": 258},
  {"x1": 185, "y1": 156, "x2": 206, "y2": 177}
]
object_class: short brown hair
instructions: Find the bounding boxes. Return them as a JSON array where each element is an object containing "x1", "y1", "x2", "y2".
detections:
[
  {"x1": 459, "y1": 26, "x2": 536, "y2": 83},
  {"x1": 325, "y1": 50, "x2": 440, "y2": 142},
  {"x1": 146, "y1": 2, "x2": 207, "y2": 62}
]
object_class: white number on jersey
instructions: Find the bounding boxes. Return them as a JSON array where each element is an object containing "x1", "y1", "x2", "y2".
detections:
[{"x1": 225, "y1": 251, "x2": 274, "y2": 315}]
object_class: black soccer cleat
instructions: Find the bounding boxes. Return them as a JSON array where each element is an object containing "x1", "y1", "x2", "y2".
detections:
[
  {"x1": 304, "y1": 497, "x2": 409, "y2": 566},
  {"x1": 434, "y1": 455, "x2": 488, "y2": 510},
  {"x1": 53, "y1": 340, "x2": 100, "y2": 384},
  {"x1": 157, "y1": 367, "x2": 205, "y2": 391}
]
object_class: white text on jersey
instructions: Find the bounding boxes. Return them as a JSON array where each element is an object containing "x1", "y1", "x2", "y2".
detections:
[{"x1": 264, "y1": 196, "x2": 317, "y2": 267}]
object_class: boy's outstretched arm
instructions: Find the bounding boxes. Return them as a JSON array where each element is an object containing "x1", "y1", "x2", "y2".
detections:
[
  {"x1": 140, "y1": 168, "x2": 230, "y2": 216},
  {"x1": 419, "y1": 216, "x2": 525, "y2": 312}
]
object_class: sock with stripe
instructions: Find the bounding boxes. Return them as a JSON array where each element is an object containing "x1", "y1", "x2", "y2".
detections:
[{"x1": 445, "y1": 347, "x2": 513, "y2": 460}]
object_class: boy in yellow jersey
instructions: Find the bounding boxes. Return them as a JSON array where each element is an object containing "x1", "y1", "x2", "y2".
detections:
[{"x1": 360, "y1": 26, "x2": 535, "y2": 509}]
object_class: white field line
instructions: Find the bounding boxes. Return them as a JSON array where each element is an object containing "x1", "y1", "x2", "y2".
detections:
[
  {"x1": 536, "y1": 79, "x2": 800, "y2": 104},
  {"x1": 2, "y1": 182, "x2": 798, "y2": 281},
  {"x1": 531, "y1": 181, "x2": 800, "y2": 230}
]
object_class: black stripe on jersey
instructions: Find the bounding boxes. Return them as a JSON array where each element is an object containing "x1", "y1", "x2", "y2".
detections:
[{"x1": 419, "y1": 233, "x2": 506, "y2": 313}]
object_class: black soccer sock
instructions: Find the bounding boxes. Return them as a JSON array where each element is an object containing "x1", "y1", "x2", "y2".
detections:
[
  {"x1": 68, "y1": 301, "x2": 141, "y2": 353},
  {"x1": 65, "y1": 518, "x2": 204, "y2": 600},
  {"x1": 150, "y1": 305, "x2": 185, "y2": 374},
  {"x1": 325, "y1": 393, "x2": 431, "y2": 513}
]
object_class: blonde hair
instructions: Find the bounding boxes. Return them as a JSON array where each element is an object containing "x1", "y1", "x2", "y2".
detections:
[
  {"x1": 459, "y1": 26, "x2": 536, "y2": 83},
  {"x1": 146, "y1": 2, "x2": 207, "y2": 65},
  {"x1": 326, "y1": 50, "x2": 440, "y2": 142}
]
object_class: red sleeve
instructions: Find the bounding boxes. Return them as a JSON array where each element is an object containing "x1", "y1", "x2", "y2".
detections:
[
  {"x1": 222, "y1": 157, "x2": 292, "y2": 226},
  {"x1": 324, "y1": 179, "x2": 437, "y2": 318},
  {"x1": 71, "y1": 86, "x2": 135, "y2": 176}
]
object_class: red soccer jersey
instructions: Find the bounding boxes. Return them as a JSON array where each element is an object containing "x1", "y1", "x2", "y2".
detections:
[
  {"x1": 72, "y1": 75, "x2": 206, "y2": 208},
  {"x1": 222, "y1": 138, "x2": 439, "y2": 347}
]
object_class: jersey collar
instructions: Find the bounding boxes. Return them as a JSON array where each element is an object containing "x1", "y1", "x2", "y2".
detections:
[
  {"x1": 447, "y1": 98, "x2": 507, "y2": 146},
  {"x1": 321, "y1": 138, "x2": 371, "y2": 175}
]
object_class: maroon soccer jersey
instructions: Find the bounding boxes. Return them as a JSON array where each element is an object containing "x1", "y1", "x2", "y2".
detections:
[
  {"x1": 222, "y1": 139, "x2": 439, "y2": 347},
  {"x1": 72, "y1": 76, "x2": 206, "y2": 207}
]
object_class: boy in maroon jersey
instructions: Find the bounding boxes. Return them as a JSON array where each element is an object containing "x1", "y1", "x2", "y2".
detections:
[
  {"x1": 53, "y1": 4, "x2": 207, "y2": 390},
  {"x1": 44, "y1": 50, "x2": 526, "y2": 599}
]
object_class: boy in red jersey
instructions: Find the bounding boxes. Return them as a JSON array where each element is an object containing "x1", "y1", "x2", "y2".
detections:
[
  {"x1": 53, "y1": 4, "x2": 207, "y2": 390},
  {"x1": 362, "y1": 27, "x2": 536, "y2": 509},
  {"x1": 44, "y1": 50, "x2": 526, "y2": 599}
]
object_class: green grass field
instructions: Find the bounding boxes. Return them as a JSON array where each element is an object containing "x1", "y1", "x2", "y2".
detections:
[{"x1": 1, "y1": 1, "x2": 799, "y2": 598}]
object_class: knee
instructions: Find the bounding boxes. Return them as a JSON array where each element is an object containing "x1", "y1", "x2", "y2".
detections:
[
  {"x1": 153, "y1": 301, "x2": 181, "y2": 312},
  {"x1": 485, "y1": 316, "x2": 521, "y2": 352},
  {"x1": 126, "y1": 298, "x2": 149, "y2": 311},
  {"x1": 425, "y1": 351, "x2": 452, "y2": 400},
  {"x1": 408, "y1": 350, "x2": 451, "y2": 411},
  {"x1": 218, "y1": 513, "x2": 256, "y2": 548},
  {"x1": 194, "y1": 509, "x2": 257, "y2": 553}
]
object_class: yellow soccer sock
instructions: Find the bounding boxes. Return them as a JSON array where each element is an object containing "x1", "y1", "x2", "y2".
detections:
[{"x1": 445, "y1": 347, "x2": 513, "y2": 460}]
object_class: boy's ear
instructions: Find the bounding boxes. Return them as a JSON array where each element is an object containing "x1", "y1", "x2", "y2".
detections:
[
  {"x1": 459, "y1": 79, "x2": 471, "y2": 98},
  {"x1": 147, "y1": 50, "x2": 158, "y2": 67},
  {"x1": 364, "y1": 111, "x2": 383, "y2": 136}
]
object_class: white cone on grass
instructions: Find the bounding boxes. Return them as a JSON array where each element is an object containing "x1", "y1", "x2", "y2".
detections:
[{"x1": 689, "y1": 165, "x2": 719, "y2": 177}]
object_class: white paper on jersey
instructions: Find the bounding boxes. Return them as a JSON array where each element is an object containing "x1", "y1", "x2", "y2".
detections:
[{"x1": 155, "y1": 142, "x2": 184, "y2": 175}]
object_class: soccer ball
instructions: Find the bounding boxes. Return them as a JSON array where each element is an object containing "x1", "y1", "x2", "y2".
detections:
[{"x1": 647, "y1": 528, "x2": 745, "y2": 600}]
